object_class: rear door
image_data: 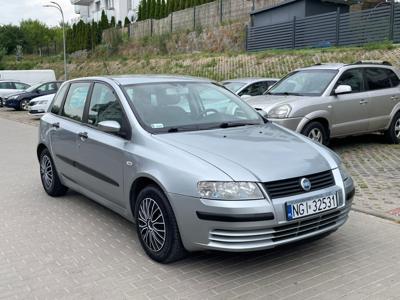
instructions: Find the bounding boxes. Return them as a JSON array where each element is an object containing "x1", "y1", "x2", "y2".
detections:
[
  {"x1": 364, "y1": 67, "x2": 400, "y2": 131},
  {"x1": 331, "y1": 68, "x2": 369, "y2": 137},
  {"x1": 73, "y1": 82, "x2": 130, "y2": 209},
  {"x1": 49, "y1": 82, "x2": 91, "y2": 183}
]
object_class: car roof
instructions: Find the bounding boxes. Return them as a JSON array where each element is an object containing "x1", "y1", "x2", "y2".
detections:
[
  {"x1": 222, "y1": 78, "x2": 279, "y2": 84},
  {"x1": 70, "y1": 75, "x2": 213, "y2": 86}
]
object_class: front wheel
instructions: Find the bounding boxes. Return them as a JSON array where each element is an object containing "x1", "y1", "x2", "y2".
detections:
[
  {"x1": 384, "y1": 112, "x2": 400, "y2": 144},
  {"x1": 135, "y1": 185, "x2": 186, "y2": 263},
  {"x1": 39, "y1": 149, "x2": 68, "y2": 197},
  {"x1": 20, "y1": 99, "x2": 29, "y2": 111},
  {"x1": 301, "y1": 121, "x2": 329, "y2": 145}
]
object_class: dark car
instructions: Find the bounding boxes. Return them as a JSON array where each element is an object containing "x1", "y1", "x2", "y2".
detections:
[{"x1": 4, "y1": 81, "x2": 63, "y2": 110}]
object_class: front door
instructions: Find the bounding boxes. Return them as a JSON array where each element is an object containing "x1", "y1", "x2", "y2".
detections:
[
  {"x1": 74, "y1": 82, "x2": 129, "y2": 209},
  {"x1": 330, "y1": 68, "x2": 370, "y2": 137}
]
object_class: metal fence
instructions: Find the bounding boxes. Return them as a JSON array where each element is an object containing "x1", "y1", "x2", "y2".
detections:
[{"x1": 247, "y1": 3, "x2": 400, "y2": 51}]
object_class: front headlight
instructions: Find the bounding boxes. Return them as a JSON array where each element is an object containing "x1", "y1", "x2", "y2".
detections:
[
  {"x1": 339, "y1": 164, "x2": 349, "y2": 181},
  {"x1": 197, "y1": 181, "x2": 264, "y2": 200},
  {"x1": 268, "y1": 104, "x2": 291, "y2": 119},
  {"x1": 8, "y1": 96, "x2": 18, "y2": 100}
]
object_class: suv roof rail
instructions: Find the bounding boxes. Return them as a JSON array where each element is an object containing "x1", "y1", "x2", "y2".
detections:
[{"x1": 352, "y1": 60, "x2": 392, "y2": 66}]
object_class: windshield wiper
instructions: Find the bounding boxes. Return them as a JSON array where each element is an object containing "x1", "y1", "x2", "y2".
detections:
[
  {"x1": 219, "y1": 122, "x2": 259, "y2": 128},
  {"x1": 269, "y1": 92, "x2": 302, "y2": 96}
]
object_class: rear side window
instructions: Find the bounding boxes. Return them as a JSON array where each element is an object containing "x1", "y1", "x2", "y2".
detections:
[
  {"x1": 385, "y1": 69, "x2": 400, "y2": 87},
  {"x1": 239, "y1": 82, "x2": 270, "y2": 96},
  {"x1": 0, "y1": 82, "x2": 13, "y2": 89},
  {"x1": 50, "y1": 84, "x2": 69, "y2": 114},
  {"x1": 365, "y1": 68, "x2": 392, "y2": 90},
  {"x1": 61, "y1": 82, "x2": 91, "y2": 122}
]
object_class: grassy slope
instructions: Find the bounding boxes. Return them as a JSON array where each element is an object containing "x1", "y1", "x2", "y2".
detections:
[{"x1": 2, "y1": 43, "x2": 400, "y2": 81}]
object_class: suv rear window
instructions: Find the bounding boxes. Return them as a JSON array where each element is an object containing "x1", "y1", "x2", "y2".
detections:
[{"x1": 365, "y1": 68, "x2": 396, "y2": 90}]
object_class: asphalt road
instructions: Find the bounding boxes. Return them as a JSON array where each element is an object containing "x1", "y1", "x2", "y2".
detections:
[{"x1": 0, "y1": 117, "x2": 399, "y2": 300}]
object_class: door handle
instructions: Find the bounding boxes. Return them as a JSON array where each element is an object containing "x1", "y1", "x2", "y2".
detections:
[
  {"x1": 359, "y1": 99, "x2": 368, "y2": 105},
  {"x1": 52, "y1": 122, "x2": 60, "y2": 129},
  {"x1": 78, "y1": 132, "x2": 88, "y2": 141}
]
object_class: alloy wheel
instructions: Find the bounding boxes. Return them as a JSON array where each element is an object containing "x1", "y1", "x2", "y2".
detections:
[
  {"x1": 308, "y1": 128, "x2": 323, "y2": 143},
  {"x1": 395, "y1": 118, "x2": 400, "y2": 139},
  {"x1": 138, "y1": 197, "x2": 166, "y2": 252},
  {"x1": 40, "y1": 155, "x2": 53, "y2": 190},
  {"x1": 22, "y1": 100, "x2": 29, "y2": 111}
]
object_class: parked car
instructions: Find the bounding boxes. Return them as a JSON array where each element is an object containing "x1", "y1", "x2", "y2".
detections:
[
  {"x1": 37, "y1": 75, "x2": 354, "y2": 263},
  {"x1": 0, "y1": 69, "x2": 56, "y2": 85},
  {"x1": 222, "y1": 78, "x2": 279, "y2": 99},
  {"x1": 28, "y1": 93, "x2": 55, "y2": 118},
  {"x1": 0, "y1": 80, "x2": 30, "y2": 107},
  {"x1": 247, "y1": 61, "x2": 400, "y2": 145},
  {"x1": 4, "y1": 81, "x2": 63, "y2": 110}
]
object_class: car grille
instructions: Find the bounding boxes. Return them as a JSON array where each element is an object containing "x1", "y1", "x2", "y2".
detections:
[
  {"x1": 209, "y1": 207, "x2": 349, "y2": 248},
  {"x1": 264, "y1": 170, "x2": 335, "y2": 199}
]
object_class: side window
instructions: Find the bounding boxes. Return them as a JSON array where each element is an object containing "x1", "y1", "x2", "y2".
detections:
[
  {"x1": 50, "y1": 84, "x2": 69, "y2": 114},
  {"x1": 62, "y1": 82, "x2": 90, "y2": 122},
  {"x1": 47, "y1": 82, "x2": 58, "y2": 92},
  {"x1": 14, "y1": 82, "x2": 29, "y2": 90},
  {"x1": 87, "y1": 83, "x2": 123, "y2": 127},
  {"x1": 365, "y1": 68, "x2": 392, "y2": 91},
  {"x1": 0, "y1": 82, "x2": 13, "y2": 89},
  {"x1": 239, "y1": 82, "x2": 269, "y2": 96},
  {"x1": 385, "y1": 69, "x2": 400, "y2": 87},
  {"x1": 37, "y1": 84, "x2": 48, "y2": 92},
  {"x1": 336, "y1": 69, "x2": 364, "y2": 93}
]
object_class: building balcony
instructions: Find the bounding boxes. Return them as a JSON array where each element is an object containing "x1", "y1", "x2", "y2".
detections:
[{"x1": 70, "y1": 0, "x2": 93, "y2": 6}]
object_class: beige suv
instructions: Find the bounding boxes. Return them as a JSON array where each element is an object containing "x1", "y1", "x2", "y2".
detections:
[{"x1": 247, "y1": 61, "x2": 400, "y2": 145}]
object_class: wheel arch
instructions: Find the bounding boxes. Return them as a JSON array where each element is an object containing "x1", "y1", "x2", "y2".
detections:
[
  {"x1": 37, "y1": 143, "x2": 48, "y2": 161},
  {"x1": 129, "y1": 175, "x2": 170, "y2": 218},
  {"x1": 297, "y1": 113, "x2": 331, "y2": 137}
]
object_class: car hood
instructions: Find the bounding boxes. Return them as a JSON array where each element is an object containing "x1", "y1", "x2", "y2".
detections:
[
  {"x1": 247, "y1": 95, "x2": 310, "y2": 114},
  {"x1": 154, "y1": 123, "x2": 336, "y2": 182},
  {"x1": 5, "y1": 91, "x2": 26, "y2": 99}
]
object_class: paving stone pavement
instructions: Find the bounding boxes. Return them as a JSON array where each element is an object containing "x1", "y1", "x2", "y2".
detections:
[{"x1": 0, "y1": 114, "x2": 399, "y2": 299}]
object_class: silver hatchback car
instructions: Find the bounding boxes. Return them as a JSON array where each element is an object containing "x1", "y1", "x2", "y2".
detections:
[
  {"x1": 38, "y1": 75, "x2": 354, "y2": 263},
  {"x1": 247, "y1": 61, "x2": 400, "y2": 145}
]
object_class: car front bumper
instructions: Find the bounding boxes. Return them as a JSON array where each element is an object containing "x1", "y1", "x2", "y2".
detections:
[
  {"x1": 267, "y1": 117, "x2": 304, "y2": 132},
  {"x1": 170, "y1": 170, "x2": 354, "y2": 252},
  {"x1": 3, "y1": 99, "x2": 20, "y2": 109}
]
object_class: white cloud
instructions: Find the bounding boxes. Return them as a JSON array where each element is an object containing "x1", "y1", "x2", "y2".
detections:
[{"x1": 0, "y1": 0, "x2": 79, "y2": 27}]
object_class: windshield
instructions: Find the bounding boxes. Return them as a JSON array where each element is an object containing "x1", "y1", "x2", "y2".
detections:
[
  {"x1": 222, "y1": 81, "x2": 246, "y2": 93},
  {"x1": 267, "y1": 70, "x2": 338, "y2": 96},
  {"x1": 123, "y1": 82, "x2": 264, "y2": 133},
  {"x1": 25, "y1": 83, "x2": 43, "y2": 92}
]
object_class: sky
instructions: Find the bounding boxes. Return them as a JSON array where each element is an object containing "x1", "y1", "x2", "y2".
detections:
[{"x1": 0, "y1": 0, "x2": 79, "y2": 27}]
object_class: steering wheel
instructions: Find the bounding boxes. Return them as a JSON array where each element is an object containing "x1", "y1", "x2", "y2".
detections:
[{"x1": 199, "y1": 108, "x2": 219, "y2": 118}]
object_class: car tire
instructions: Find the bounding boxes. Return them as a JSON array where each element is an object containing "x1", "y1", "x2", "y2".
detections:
[
  {"x1": 19, "y1": 99, "x2": 29, "y2": 111},
  {"x1": 39, "y1": 149, "x2": 68, "y2": 197},
  {"x1": 301, "y1": 121, "x2": 329, "y2": 145},
  {"x1": 384, "y1": 112, "x2": 400, "y2": 144},
  {"x1": 134, "y1": 185, "x2": 187, "y2": 263}
]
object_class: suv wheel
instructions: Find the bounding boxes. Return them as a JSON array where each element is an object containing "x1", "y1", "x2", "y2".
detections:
[
  {"x1": 135, "y1": 185, "x2": 186, "y2": 263},
  {"x1": 385, "y1": 112, "x2": 400, "y2": 144},
  {"x1": 39, "y1": 149, "x2": 68, "y2": 197},
  {"x1": 301, "y1": 121, "x2": 329, "y2": 145},
  {"x1": 20, "y1": 99, "x2": 29, "y2": 111}
]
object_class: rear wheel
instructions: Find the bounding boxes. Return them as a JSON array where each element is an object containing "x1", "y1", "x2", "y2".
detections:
[
  {"x1": 20, "y1": 99, "x2": 29, "y2": 111},
  {"x1": 301, "y1": 121, "x2": 329, "y2": 145},
  {"x1": 135, "y1": 185, "x2": 186, "y2": 263},
  {"x1": 39, "y1": 149, "x2": 68, "y2": 197},
  {"x1": 384, "y1": 112, "x2": 400, "y2": 144}
]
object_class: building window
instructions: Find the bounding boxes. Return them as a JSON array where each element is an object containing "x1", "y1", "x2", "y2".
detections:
[
  {"x1": 106, "y1": 0, "x2": 114, "y2": 9},
  {"x1": 95, "y1": 2, "x2": 100, "y2": 12}
]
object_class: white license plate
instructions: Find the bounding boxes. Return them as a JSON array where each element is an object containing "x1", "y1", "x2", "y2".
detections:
[{"x1": 287, "y1": 194, "x2": 338, "y2": 220}]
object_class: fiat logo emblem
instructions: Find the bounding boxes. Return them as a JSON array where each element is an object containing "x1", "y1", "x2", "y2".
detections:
[{"x1": 300, "y1": 178, "x2": 311, "y2": 191}]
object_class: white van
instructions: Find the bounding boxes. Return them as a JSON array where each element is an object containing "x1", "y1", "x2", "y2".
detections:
[{"x1": 0, "y1": 70, "x2": 56, "y2": 86}]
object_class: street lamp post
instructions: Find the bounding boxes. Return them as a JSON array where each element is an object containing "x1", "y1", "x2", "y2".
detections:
[{"x1": 44, "y1": 1, "x2": 68, "y2": 80}]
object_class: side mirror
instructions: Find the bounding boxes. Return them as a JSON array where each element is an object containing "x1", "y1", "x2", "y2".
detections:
[
  {"x1": 334, "y1": 85, "x2": 352, "y2": 95},
  {"x1": 98, "y1": 120, "x2": 121, "y2": 133}
]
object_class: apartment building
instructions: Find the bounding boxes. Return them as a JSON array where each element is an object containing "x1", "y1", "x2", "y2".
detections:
[{"x1": 71, "y1": 0, "x2": 138, "y2": 23}]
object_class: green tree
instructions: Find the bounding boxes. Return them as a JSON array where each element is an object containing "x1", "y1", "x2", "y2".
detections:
[
  {"x1": 110, "y1": 16, "x2": 116, "y2": 27},
  {"x1": 124, "y1": 16, "x2": 131, "y2": 27},
  {"x1": 0, "y1": 25, "x2": 25, "y2": 54}
]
